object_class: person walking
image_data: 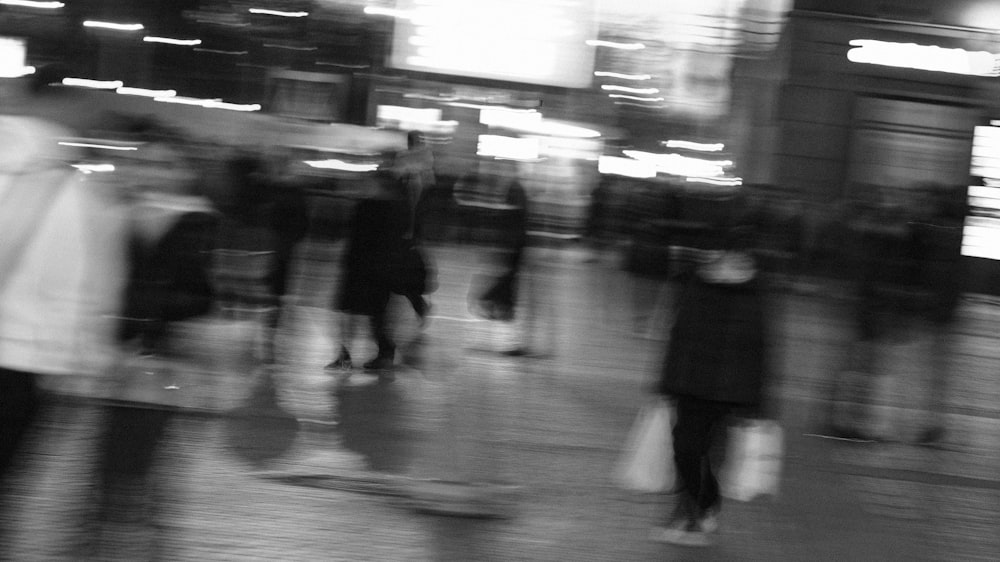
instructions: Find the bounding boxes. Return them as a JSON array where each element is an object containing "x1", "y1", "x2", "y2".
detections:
[
  {"x1": 652, "y1": 234, "x2": 774, "y2": 547},
  {"x1": 220, "y1": 153, "x2": 309, "y2": 363},
  {"x1": 327, "y1": 170, "x2": 410, "y2": 375},
  {"x1": 0, "y1": 68, "x2": 132, "y2": 551}
]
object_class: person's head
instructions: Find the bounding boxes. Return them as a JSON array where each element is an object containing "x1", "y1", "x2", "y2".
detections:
[
  {"x1": 695, "y1": 218, "x2": 758, "y2": 284},
  {"x1": 406, "y1": 130, "x2": 423, "y2": 150},
  {"x1": 697, "y1": 249, "x2": 757, "y2": 284}
]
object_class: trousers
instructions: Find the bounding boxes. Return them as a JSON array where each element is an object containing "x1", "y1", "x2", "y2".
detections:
[{"x1": 672, "y1": 394, "x2": 734, "y2": 515}]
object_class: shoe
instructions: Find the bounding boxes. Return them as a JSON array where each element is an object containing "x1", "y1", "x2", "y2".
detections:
[
  {"x1": 325, "y1": 348, "x2": 352, "y2": 370},
  {"x1": 650, "y1": 519, "x2": 711, "y2": 547},
  {"x1": 698, "y1": 508, "x2": 719, "y2": 534},
  {"x1": 416, "y1": 299, "x2": 431, "y2": 328},
  {"x1": 363, "y1": 356, "x2": 394, "y2": 371}
]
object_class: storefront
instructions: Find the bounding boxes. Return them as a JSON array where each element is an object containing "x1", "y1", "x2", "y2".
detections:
[{"x1": 761, "y1": 0, "x2": 1000, "y2": 294}]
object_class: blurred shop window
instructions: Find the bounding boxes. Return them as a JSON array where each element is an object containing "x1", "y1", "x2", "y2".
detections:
[{"x1": 266, "y1": 69, "x2": 349, "y2": 122}]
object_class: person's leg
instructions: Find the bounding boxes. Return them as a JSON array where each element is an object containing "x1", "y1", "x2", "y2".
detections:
[
  {"x1": 365, "y1": 288, "x2": 395, "y2": 370},
  {"x1": 0, "y1": 368, "x2": 41, "y2": 481},
  {"x1": 327, "y1": 312, "x2": 355, "y2": 369},
  {"x1": 672, "y1": 396, "x2": 732, "y2": 517},
  {"x1": 655, "y1": 395, "x2": 730, "y2": 546},
  {"x1": 405, "y1": 292, "x2": 428, "y2": 322},
  {"x1": 920, "y1": 321, "x2": 953, "y2": 443}
]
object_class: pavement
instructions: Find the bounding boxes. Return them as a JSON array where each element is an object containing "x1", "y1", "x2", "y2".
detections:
[{"x1": 1, "y1": 240, "x2": 998, "y2": 561}]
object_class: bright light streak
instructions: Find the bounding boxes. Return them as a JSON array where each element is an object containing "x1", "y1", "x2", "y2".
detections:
[
  {"x1": 73, "y1": 163, "x2": 116, "y2": 173},
  {"x1": 116, "y1": 86, "x2": 177, "y2": 98},
  {"x1": 0, "y1": 66, "x2": 35, "y2": 78},
  {"x1": 586, "y1": 39, "x2": 645, "y2": 50},
  {"x1": 663, "y1": 140, "x2": 725, "y2": 152},
  {"x1": 153, "y1": 96, "x2": 260, "y2": 111},
  {"x1": 303, "y1": 159, "x2": 379, "y2": 172},
  {"x1": 363, "y1": 6, "x2": 411, "y2": 19},
  {"x1": 59, "y1": 142, "x2": 137, "y2": 151},
  {"x1": 608, "y1": 94, "x2": 664, "y2": 102},
  {"x1": 154, "y1": 96, "x2": 220, "y2": 106},
  {"x1": 83, "y1": 21, "x2": 144, "y2": 31},
  {"x1": 263, "y1": 44, "x2": 318, "y2": 51},
  {"x1": 686, "y1": 176, "x2": 743, "y2": 186},
  {"x1": 477, "y1": 135, "x2": 540, "y2": 161},
  {"x1": 378, "y1": 105, "x2": 442, "y2": 123},
  {"x1": 847, "y1": 39, "x2": 1000, "y2": 77},
  {"x1": 0, "y1": 0, "x2": 64, "y2": 8},
  {"x1": 601, "y1": 85, "x2": 660, "y2": 95},
  {"x1": 194, "y1": 48, "x2": 248, "y2": 55},
  {"x1": 248, "y1": 8, "x2": 309, "y2": 17},
  {"x1": 480, "y1": 108, "x2": 544, "y2": 129},
  {"x1": 598, "y1": 155, "x2": 656, "y2": 178},
  {"x1": 143, "y1": 36, "x2": 202, "y2": 46},
  {"x1": 446, "y1": 102, "x2": 535, "y2": 112},
  {"x1": 624, "y1": 150, "x2": 731, "y2": 177},
  {"x1": 62, "y1": 78, "x2": 124, "y2": 89},
  {"x1": 594, "y1": 71, "x2": 651, "y2": 80},
  {"x1": 962, "y1": 216, "x2": 1000, "y2": 259}
]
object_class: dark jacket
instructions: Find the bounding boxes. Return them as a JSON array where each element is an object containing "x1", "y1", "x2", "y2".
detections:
[
  {"x1": 119, "y1": 209, "x2": 219, "y2": 344},
  {"x1": 658, "y1": 274, "x2": 771, "y2": 410}
]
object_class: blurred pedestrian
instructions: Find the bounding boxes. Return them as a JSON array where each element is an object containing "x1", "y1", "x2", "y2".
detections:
[
  {"x1": 221, "y1": 153, "x2": 309, "y2": 363},
  {"x1": 826, "y1": 188, "x2": 915, "y2": 440},
  {"x1": 116, "y1": 124, "x2": 219, "y2": 355},
  {"x1": 327, "y1": 170, "x2": 410, "y2": 375},
  {"x1": 392, "y1": 131, "x2": 436, "y2": 326},
  {"x1": 911, "y1": 184, "x2": 966, "y2": 444},
  {"x1": 0, "y1": 67, "x2": 131, "y2": 549},
  {"x1": 466, "y1": 159, "x2": 530, "y2": 353},
  {"x1": 652, "y1": 232, "x2": 774, "y2": 547},
  {"x1": 98, "y1": 119, "x2": 219, "y2": 559}
]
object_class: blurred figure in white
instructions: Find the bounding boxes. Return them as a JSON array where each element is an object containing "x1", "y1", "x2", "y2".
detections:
[{"x1": 0, "y1": 66, "x2": 132, "y2": 548}]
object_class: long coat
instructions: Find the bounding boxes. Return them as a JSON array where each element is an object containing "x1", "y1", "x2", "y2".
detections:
[
  {"x1": 336, "y1": 196, "x2": 409, "y2": 315},
  {"x1": 658, "y1": 274, "x2": 771, "y2": 410}
]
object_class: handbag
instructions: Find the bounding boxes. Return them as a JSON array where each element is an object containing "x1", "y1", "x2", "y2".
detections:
[
  {"x1": 719, "y1": 418, "x2": 784, "y2": 501},
  {"x1": 612, "y1": 398, "x2": 676, "y2": 493}
]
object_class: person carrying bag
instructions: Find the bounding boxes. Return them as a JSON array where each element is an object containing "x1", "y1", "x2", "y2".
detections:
[{"x1": 650, "y1": 236, "x2": 781, "y2": 547}]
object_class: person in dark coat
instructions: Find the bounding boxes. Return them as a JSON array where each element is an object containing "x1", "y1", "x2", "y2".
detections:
[
  {"x1": 654, "y1": 238, "x2": 772, "y2": 547},
  {"x1": 911, "y1": 184, "x2": 966, "y2": 444},
  {"x1": 328, "y1": 171, "x2": 410, "y2": 374},
  {"x1": 466, "y1": 159, "x2": 530, "y2": 326}
]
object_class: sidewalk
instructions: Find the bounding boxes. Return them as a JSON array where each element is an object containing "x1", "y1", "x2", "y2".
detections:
[{"x1": 1, "y1": 241, "x2": 997, "y2": 560}]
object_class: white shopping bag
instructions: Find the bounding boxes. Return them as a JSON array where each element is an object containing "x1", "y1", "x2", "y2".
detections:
[
  {"x1": 613, "y1": 399, "x2": 676, "y2": 493},
  {"x1": 720, "y1": 419, "x2": 784, "y2": 502}
]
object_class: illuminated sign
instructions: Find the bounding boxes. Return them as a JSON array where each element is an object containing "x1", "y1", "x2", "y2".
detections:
[
  {"x1": 847, "y1": 39, "x2": 1000, "y2": 77},
  {"x1": 964, "y1": 123, "x2": 1000, "y2": 260},
  {"x1": 0, "y1": 36, "x2": 31, "y2": 78},
  {"x1": 386, "y1": 0, "x2": 597, "y2": 89}
]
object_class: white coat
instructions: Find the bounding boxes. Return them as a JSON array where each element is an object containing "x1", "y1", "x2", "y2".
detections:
[{"x1": 0, "y1": 116, "x2": 130, "y2": 392}]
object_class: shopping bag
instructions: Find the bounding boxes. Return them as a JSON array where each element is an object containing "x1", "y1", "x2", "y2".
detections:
[
  {"x1": 719, "y1": 418, "x2": 784, "y2": 501},
  {"x1": 613, "y1": 399, "x2": 676, "y2": 493}
]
